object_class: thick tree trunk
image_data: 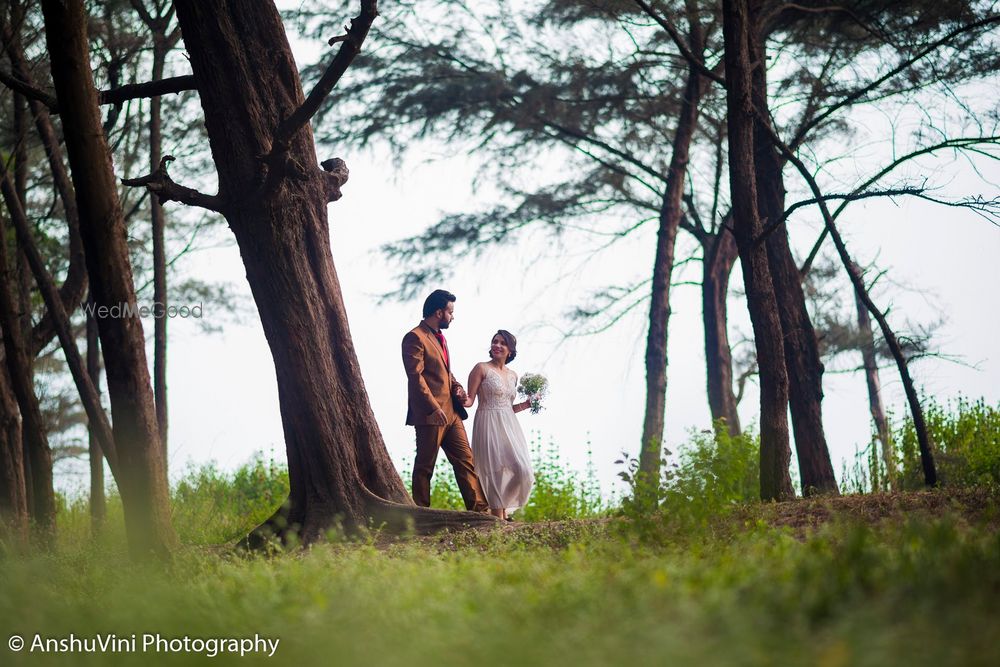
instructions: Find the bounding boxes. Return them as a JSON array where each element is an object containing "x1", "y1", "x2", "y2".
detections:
[
  {"x1": 171, "y1": 0, "x2": 494, "y2": 544},
  {"x1": 701, "y1": 228, "x2": 741, "y2": 436},
  {"x1": 0, "y1": 216, "x2": 55, "y2": 536},
  {"x1": 41, "y1": 0, "x2": 176, "y2": 557},
  {"x1": 150, "y1": 40, "x2": 169, "y2": 471},
  {"x1": 748, "y1": 16, "x2": 838, "y2": 497},
  {"x1": 0, "y1": 362, "x2": 28, "y2": 539},
  {"x1": 854, "y1": 284, "x2": 893, "y2": 489},
  {"x1": 86, "y1": 294, "x2": 105, "y2": 533},
  {"x1": 638, "y1": 11, "x2": 704, "y2": 505},
  {"x1": 721, "y1": 0, "x2": 794, "y2": 501}
]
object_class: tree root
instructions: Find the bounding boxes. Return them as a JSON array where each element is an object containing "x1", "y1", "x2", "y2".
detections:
[{"x1": 236, "y1": 489, "x2": 499, "y2": 552}]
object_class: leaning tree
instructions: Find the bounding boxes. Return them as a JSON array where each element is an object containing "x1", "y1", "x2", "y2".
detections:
[{"x1": 123, "y1": 0, "x2": 496, "y2": 544}]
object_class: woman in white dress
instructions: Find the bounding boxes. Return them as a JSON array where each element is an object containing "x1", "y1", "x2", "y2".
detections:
[{"x1": 463, "y1": 330, "x2": 536, "y2": 520}]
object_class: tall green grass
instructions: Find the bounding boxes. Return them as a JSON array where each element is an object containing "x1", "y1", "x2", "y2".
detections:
[
  {"x1": 2, "y1": 501, "x2": 997, "y2": 666},
  {"x1": 842, "y1": 395, "x2": 1000, "y2": 492}
]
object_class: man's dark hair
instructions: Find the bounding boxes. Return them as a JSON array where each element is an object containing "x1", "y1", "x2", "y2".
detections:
[{"x1": 422, "y1": 289, "x2": 456, "y2": 317}]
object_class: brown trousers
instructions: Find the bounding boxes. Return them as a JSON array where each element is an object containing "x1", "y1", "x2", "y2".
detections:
[{"x1": 412, "y1": 416, "x2": 488, "y2": 512}]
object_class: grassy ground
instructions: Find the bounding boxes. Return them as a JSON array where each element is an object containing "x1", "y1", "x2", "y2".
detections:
[{"x1": 2, "y1": 487, "x2": 997, "y2": 666}]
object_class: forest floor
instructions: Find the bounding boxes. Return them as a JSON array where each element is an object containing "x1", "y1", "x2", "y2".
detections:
[{"x1": 2, "y1": 486, "x2": 997, "y2": 666}]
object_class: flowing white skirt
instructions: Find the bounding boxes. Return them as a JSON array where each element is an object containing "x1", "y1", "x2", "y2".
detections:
[{"x1": 471, "y1": 406, "x2": 535, "y2": 511}]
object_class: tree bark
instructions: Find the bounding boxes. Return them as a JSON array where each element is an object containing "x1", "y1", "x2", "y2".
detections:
[
  {"x1": 0, "y1": 215, "x2": 56, "y2": 536},
  {"x1": 150, "y1": 36, "x2": 169, "y2": 475},
  {"x1": 721, "y1": 0, "x2": 794, "y2": 501},
  {"x1": 747, "y1": 9, "x2": 838, "y2": 497},
  {"x1": 0, "y1": 360, "x2": 28, "y2": 539},
  {"x1": 86, "y1": 293, "x2": 105, "y2": 534},
  {"x1": 701, "y1": 227, "x2": 741, "y2": 436},
  {"x1": 0, "y1": 174, "x2": 119, "y2": 471},
  {"x1": 853, "y1": 279, "x2": 893, "y2": 489},
  {"x1": 638, "y1": 5, "x2": 704, "y2": 506},
  {"x1": 41, "y1": 0, "x2": 176, "y2": 557},
  {"x1": 169, "y1": 0, "x2": 494, "y2": 544},
  {"x1": 1, "y1": 13, "x2": 89, "y2": 357},
  {"x1": 757, "y1": 108, "x2": 938, "y2": 489}
]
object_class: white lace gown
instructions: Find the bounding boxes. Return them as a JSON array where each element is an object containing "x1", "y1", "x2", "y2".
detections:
[{"x1": 471, "y1": 365, "x2": 535, "y2": 511}]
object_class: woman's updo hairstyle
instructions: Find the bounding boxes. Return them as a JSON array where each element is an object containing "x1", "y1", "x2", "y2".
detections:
[{"x1": 494, "y1": 329, "x2": 517, "y2": 363}]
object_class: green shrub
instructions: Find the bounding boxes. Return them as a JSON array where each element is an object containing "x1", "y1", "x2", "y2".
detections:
[
  {"x1": 171, "y1": 451, "x2": 289, "y2": 544},
  {"x1": 844, "y1": 395, "x2": 1000, "y2": 492},
  {"x1": 618, "y1": 421, "x2": 760, "y2": 528},
  {"x1": 896, "y1": 395, "x2": 1000, "y2": 489}
]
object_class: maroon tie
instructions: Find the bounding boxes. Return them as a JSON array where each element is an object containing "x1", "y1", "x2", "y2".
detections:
[{"x1": 433, "y1": 331, "x2": 450, "y2": 368}]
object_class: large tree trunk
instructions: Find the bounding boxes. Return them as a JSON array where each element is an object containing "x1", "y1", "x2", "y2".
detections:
[
  {"x1": 171, "y1": 0, "x2": 493, "y2": 544},
  {"x1": 701, "y1": 227, "x2": 741, "y2": 436},
  {"x1": 747, "y1": 14, "x2": 838, "y2": 497},
  {"x1": 0, "y1": 362, "x2": 28, "y2": 539},
  {"x1": 638, "y1": 7, "x2": 704, "y2": 506},
  {"x1": 86, "y1": 294, "x2": 106, "y2": 533},
  {"x1": 853, "y1": 266, "x2": 893, "y2": 488},
  {"x1": 41, "y1": 0, "x2": 176, "y2": 557},
  {"x1": 721, "y1": 0, "x2": 794, "y2": 501},
  {"x1": 0, "y1": 214, "x2": 55, "y2": 536}
]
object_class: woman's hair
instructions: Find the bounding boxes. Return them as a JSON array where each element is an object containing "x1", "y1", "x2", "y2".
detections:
[{"x1": 493, "y1": 329, "x2": 517, "y2": 363}]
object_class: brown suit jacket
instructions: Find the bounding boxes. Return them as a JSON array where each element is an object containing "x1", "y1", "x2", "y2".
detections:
[{"x1": 402, "y1": 323, "x2": 465, "y2": 425}]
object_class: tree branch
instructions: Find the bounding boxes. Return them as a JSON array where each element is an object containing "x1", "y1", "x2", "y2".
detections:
[
  {"x1": 271, "y1": 0, "x2": 379, "y2": 154},
  {"x1": 631, "y1": 0, "x2": 725, "y2": 85},
  {"x1": 0, "y1": 71, "x2": 196, "y2": 113},
  {"x1": 121, "y1": 156, "x2": 224, "y2": 212},
  {"x1": 98, "y1": 74, "x2": 196, "y2": 106},
  {"x1": 790, "y1": 14, "x2": 1000, "y2": 149},
  {"x1": 757, "y1": 187, "x2": 924, "y2": 245},
  {"x1": 0, "y1": 68, "x2": 58, "y2": 110},
  {"x1": 798, "y1": 135, "x2": 1000, "y2": 275}
]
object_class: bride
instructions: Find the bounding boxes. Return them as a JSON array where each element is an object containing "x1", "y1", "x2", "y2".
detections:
[{"x1": 463, "y1": 330, "x2": 537, "y2": 520}]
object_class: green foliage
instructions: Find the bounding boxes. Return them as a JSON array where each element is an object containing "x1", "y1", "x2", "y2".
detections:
[
  {"x1": 519, "y1": 435, "x2": 604, "y2": 521},
  {"x1": 619, "y1": 421, "x2": 760, "y2": 529},
  {"x1": 2, "y1": 494, "x2": 998, "y2": 666},
  {"x1": 897, "y1": 395, "x2": 1000, "y2": 489},
  {"x1": 844, "y1": 395, "x2": 1000, "y2": 492}
]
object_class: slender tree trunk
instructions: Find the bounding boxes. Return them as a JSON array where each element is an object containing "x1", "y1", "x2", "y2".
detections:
[
  {"x1": 0, "y1": 215, "x2": 55, "y2": 536},
  {"x1": 747, "y1": 15, "x2": 838, "y2": 496},
  {"x1": 150, "y1": 39, "x2": 169, "y2": 472},
  {"x1": 86, "y1": 293, "x2": 105, "y2": 533},
  {"x1": 638, "y1": 10, "x2": 704, "y2": 506},
  {"x1": 41, "y1": 0, "x2": 176, "y2": 557},
  {"x1": 721, "y1": 0, "x2": 794, "y2": 501},
  {"x1": 1, "y1": 13, "x2": 89, "y2": 357},
  {"x1": 854, "y1": 284, "x2": 893, "y2": 489},
  {"x1": 171, "y1": 0, "x2": 492, "y2": 544},
  {"x1": 1, "y1": 175, "x2": 119, "y2": 470},
  {"x1": 701, "y1": 228, "x2": 741, "y2": 436},
  {"x1": 760, "y1": 109, "x2": 937, "y2": 488},
  {"x1": 0, "y1": 361, "x2": 28, "y2": 539}
]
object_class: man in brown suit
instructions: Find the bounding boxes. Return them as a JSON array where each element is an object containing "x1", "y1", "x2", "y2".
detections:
[{"x1": 402, "y1": 289, "x2": 489, "y2": 512}]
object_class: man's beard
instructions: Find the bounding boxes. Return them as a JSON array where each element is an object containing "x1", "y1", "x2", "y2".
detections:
[{"x1": 439, "y1": 319, "x2": 451, "y2": 329}]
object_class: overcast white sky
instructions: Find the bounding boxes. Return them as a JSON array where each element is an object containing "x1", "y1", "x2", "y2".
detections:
[{"x1": 51, "y1": 7, "x2": 1000, "y2": 499}]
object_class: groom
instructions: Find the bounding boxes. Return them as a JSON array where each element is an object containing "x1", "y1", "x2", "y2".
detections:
[{"x1": 402, "y1": 289, "x2": 489, "y2": 512}]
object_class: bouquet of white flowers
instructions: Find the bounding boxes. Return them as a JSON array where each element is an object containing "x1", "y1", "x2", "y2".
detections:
[{"x1": 517, "y1": 373, "x2": 548, "y2": 414}]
